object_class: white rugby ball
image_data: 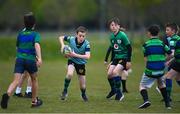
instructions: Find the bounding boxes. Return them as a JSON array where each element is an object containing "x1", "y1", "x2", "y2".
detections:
[{"x1": 63, "y1": 45, "x2": 72, "y2": 54}]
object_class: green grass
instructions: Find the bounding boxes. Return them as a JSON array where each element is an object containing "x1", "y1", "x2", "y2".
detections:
[{"x1": 0, "y1": 33, "x2": 180, "y2": 113}]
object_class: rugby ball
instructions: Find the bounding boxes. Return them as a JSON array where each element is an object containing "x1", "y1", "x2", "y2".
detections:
[{"x1": 62, "y1": 45, "x2": 72, "y2": 54}]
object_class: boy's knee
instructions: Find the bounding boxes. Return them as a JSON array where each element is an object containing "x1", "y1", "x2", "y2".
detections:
[
  {"x1": 30, "y1": 76, "x2": 37, "y2": 82},
  {"x1": 66, "y1": 74, "x2": 73, "y2": 79},
  {"x1": 139, "y1": 84, "x2": 146, "y2": 91},
  {"x1": 112, "y1": 70, "x2": 119, "y2": 76},
  {"x1": 107, "y1": 72, "x2": 113, "y2": 77},
  {"x1": 14, "y1": 80, "x2": 20, "y2": 86}
]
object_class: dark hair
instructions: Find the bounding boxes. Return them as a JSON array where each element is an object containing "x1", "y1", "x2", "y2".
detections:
[
  {"x1": 108, "y1": 17, "x2": 120, "y2": 27},
  {"x1": 76, "y1": 26, "x2": 87, "y2": 34},
  {"x1": 24, "y1": 12, "x2": 36, "y2": 29},
  {"x1": 147, "y1": 24, "x2": 160, "y2": 36},
  {"x1": 165, "y1": 22, "x2": 179, "y2": 33}
]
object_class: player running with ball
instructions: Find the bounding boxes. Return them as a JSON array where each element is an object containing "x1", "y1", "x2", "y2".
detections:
[{"x1": 58, "y1": 26, "x2": 90, "y2": 102}]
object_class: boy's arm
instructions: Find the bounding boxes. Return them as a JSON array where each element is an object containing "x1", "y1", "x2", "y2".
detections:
[
  {"x1": 70, "y1": 51, "x2": 90, "y2": 59},
  {"x1": 122, "y1": 33, "x2": 132, "y2": 69},
  {"x1": 68, "y1": 43, "x2": 91, "y2": 59},
  {"x1": 126, "y1": 44, "x2": 132, "y2": 62},
  {"x1": 104, "y1": 46, "x2": 112, "y2": 64},
  {"x1": 58, "y1": 36, "x2": 65, "y2": 53},
  {"x1": 144, "y1": 57, "x2": 147, "y2": 62},
  {"x1": 126, "y1": 44, "x2": 132, "y2": 70},
  {"x1": 35, "y1": 43, "x2": 42, "y2": 67}
]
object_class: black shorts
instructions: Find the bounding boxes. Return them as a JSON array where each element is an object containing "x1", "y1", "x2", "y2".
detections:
[
  {"x1": 170, "y1": 60, "x2": 180, "y2": 72},
  {"x1": 111, "y1": 59, "x2": 127, "y2": 70},
  {"x1": 14, "y1": 58, "x2": 38, "y2": 74},
  {"x1": 68, "y1": 60, "x2": 86, "y2": 75}
]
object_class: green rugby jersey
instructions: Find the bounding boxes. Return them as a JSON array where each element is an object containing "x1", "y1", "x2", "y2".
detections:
[
  {"x1": 109, "y1": 31, "x2": 130, "y2": 59},
  {"x1": 16, "y1": 28, "x2": 40, "y2": 60},
  {"x1": 174, "y1": 37, "x2": 180, "y2": 63},
  {"x1": 143, "y1": 38, "x2": 171, "y2": 77},
  {"x1": 170, "y1": 34, "x2": 180, "y2": 50}
]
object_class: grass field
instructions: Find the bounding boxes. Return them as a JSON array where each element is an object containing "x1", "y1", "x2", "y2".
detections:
[{"x1": 0, "y1": 32, "x2": 180, "y2": 113}]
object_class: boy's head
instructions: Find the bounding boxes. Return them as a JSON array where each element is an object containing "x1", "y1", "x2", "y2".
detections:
[
  {"x1": 24, "y1": 12, "x2": 36, "y2": 30},
  {"x1": 76, "y1": 26, "x2": 87, "y2": 43},
  {"x1": 108, "y1": 17, "x2": 120, "y2": 33},
  {"x1": 165, "y1": 23, "x2": 179, "y2": 37},
  {"x1": 147, "y1": 24, "x2": 160, "y2": 37}
]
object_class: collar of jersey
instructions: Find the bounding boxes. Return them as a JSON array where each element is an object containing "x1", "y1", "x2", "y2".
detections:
[
  {"x1": 23, "y1": 28, "x2": 33, "y2": 32},
  {"x1": 75, "y1": 37, "x2": 85, "y2": 48},
  {"x1": 113, "y1": 31, "x2": 120, "y2": 37}
]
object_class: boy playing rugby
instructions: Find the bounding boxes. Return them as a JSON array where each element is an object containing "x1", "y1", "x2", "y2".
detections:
[
  {"x1": 106, "y1": 17, "x2": 132, "y2": 101},
  {"x1": 1, "y1": 12, "x2": 42, "y2": 109},
  {"x1": 58, "y1": 26, "x2": 90, "y2": 102},
  {"x1": 138, "y1": 25, "x2": 171, "y2": 109}
]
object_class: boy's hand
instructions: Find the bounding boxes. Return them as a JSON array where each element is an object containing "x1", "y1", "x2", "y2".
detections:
[
  {"x1": 126, "y1": 62, "x2": 131, "y2": 70},
  {"x1": 104, "y1": 61, "x2": 108, "y2": 65},
  {"x1": 36, "y1": 58, "x2": 42, "y2": 67},
  {"x1": 61, "y1": 45, "x2": 65, "y2": 53},
  {"x1": 67, "y1": 51, "x2": 76, "y2": 57},
  {"x1": 106, "y1": 62, "x2": 112, "y2": 70}
]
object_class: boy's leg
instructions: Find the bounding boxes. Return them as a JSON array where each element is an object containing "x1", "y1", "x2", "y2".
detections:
[
  {"x1": 112, "y1": 64, "x2": 124, "y2": 101},
  {"x1": 29, "y1": 73, "x2": 38, "y2": 103},
  {"x1": 74, "y1": 63, "x2": 88, "y2": 102},
  {"x1": 25, "y1": 74, "x2": 32, "y2": 98},
  {"x1": 175, "y1": 73, "x2": 180, "y2": 86},
  {"x1": 157, "y1": 77, "x2": 171, "y2": 109},
  {"x1": 25, "y1": 59, "x2": 42, "y2": 107},
  {"x1": 165, "y1": 78, "x2": 172, "y2": 101},
  {"x1": 138, "y1": 74, "x2": 154, "y2": 109},
  {"x1": 106, "y1": 65, "x2": 116, "y2": 99},
  {"x1": 61, "y1": 64, "x2": 75, "y2": 100},
  {"x1": 121, "y1": 70, "x2": 128, "y2": 93},
  {"x1": 165, "y1": 69, "x2": 178, "y2": 100},
  {"x1": 29, "y1": 72, "x2": 42, "y2": 107},
  {"x1": 14, "y1": 73, "x2": 28, "y2": 97},
  {"x1": 1, "y1": 73, "x2": 21, "y2": 109},
  {"x1": 7, "y1": 73, "x2": 22, "y2": 96},
  {"x1": 78, "y1": 75, "x2": 88, "y2": 102}
]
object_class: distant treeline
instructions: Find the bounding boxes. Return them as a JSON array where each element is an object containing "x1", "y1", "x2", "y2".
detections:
[{"x1": 0, "y1": 0, "x2": 180, "y2": 31}]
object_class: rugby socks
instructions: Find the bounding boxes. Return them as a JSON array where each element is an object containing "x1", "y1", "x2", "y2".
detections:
[
  {"x1": 108, "y1": 78, "x2": 115, "y2": 91},
  {"x1": 121, "y1": 79, "x2": 127, "y2": 91},
  {"x1": 166, "y1": 79, "x2": 172, "y2": 98},
  {"x1": 160, "y1": 87, "x2": 169, "y2": 103},
  {"x1": 63, "y1": 78, "x2": 71, "y2": 93},
  {"x1": 140, "y1": 89, "x2": 148, "y2": 102},
  {"x1": 15, "y1": 87, "x2": 22, "y2": 94},
  {"x1": 26, "y1": 86, "x2": 32, "y2": 93},
  {"x1": 114, "y1": 76, "x2": 121, "y2": 92},
  {"x1": 80, "y1": 88, "x2": 86, "y2": 95},
  {"x1": 176, "y1": 81, "x2": 180, "y2": 86}
]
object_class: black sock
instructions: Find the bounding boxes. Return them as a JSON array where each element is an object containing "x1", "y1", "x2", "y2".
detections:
[
  {"x1": 121, "y1": 79, "x2": 127, "y2": 90},
  {"x1": 81, "y1": 88, "x2": 86, "y2": 95},
  {"x1": 160, "y1": 87, "x2": 169, "y2": 103},
  {"x1": 114, "y1": 76, "x2": 121, "y2": 92},
  {"x1": 63, "y1": 78, "x2": 71, "y2": 93},
  {"x1": 108, "y1": 78, "x2": 115, "y2": 91},
  {"x1": 140, "y1": 89, "x2": 148, "y2": 102}
]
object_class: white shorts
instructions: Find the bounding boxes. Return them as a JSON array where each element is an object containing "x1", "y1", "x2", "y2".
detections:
[{"x1": 140, "y1": 73, "x2": 165, "y2": 89}]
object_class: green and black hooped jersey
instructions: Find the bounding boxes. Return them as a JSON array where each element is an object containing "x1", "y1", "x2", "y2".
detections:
[
  {"x1": 174, "y1": 37, "x2": 180, "y2": 63},
  {"x1": 170, "y1": 34, "x2": 180, "y2": 50},
  {"x1": 109, "y1": 31, "x2": 130, "y2": 60},
  {"x1": 143, "y1": 38, "x2": 171, "y2": 78}
]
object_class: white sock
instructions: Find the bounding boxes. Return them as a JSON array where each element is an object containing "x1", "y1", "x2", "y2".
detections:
[
  {"x1": 26, "y1": 86, "x2": 32, "y2": 93},
  {"x1": 15, "y1": 87, "x2": 22, "y2": 94}
]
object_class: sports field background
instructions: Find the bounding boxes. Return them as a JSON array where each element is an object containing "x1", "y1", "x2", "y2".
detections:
[{"x1": 0, "y1": 32, "x2": 179, "y2": 113}]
